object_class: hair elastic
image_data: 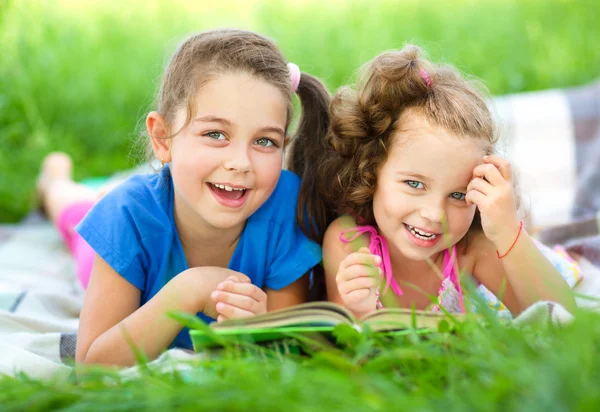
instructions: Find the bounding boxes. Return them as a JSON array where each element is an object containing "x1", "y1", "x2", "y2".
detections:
[
  {"x1": 419, "y1": 68, "x2": 432, "y2": 87},
  {"x1": 287, "y1": 62, "x2": 301, "y2": 93}
]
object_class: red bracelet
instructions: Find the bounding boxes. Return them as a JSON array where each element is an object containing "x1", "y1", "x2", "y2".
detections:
[{"x1": 496, "y1": 220, "x2": 524, "y2": 259}]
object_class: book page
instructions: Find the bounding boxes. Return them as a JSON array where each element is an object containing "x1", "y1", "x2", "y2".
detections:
[
  {"x1": 361, "y1": 308, "x2": 451, "y2": 332},
  {"x1": 212, "y1": 301, "x2": 357, "y2": 330}
]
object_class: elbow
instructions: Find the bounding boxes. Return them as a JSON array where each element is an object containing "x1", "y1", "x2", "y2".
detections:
[
  {"x1": 76, "y1": 345, "x2": 102, "y2": 367},
  {"x1": 76, "y1": 341, "x2": 125, "y2": 368}
]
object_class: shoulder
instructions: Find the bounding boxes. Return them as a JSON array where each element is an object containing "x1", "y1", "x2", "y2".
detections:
[
  {"x1": 467, "y1": 230, "x2": 498, "y2": 266},
  {"x1": 462, "y1": 230, "x2": 500, "y2": 277},
  {"x1": 80, "y1": 168, "x2": 173, "y2": 237},
  {"x1": 323, "y1": 216, "x2": 358, "y2": 246},
  {"x1": 106, "y1": 169, "x2": 170, "y2": 208},
  {"x1": 322, "y1": 216, "x2": 367, "y2": 271},
  {"x1": 269, "y1": 169, "x2": 301, "y2": 205}
]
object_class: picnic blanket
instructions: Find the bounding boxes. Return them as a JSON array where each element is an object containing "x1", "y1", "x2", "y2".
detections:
[{"x1": 1, "y1": 80, "x2": 600, "y2": 380}]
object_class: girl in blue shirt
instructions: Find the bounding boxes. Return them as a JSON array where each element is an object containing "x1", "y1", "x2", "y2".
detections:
[{"x1": 36, "y1": 29, "x2": 330, "y2": 367}]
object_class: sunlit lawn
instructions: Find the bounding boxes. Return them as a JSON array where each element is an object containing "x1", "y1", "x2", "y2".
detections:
[{"x1": 0, "y1": 0, "x2": 598, "y2": 221}]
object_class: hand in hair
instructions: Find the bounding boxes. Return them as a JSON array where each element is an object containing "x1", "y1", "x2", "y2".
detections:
[
  {"x1": 466, "y1": 155, "x2": 520, "y2": 250},
  {"x1": 209, "y1": 275, "x2": 267, "y2": 323},
  {"x1": 335, "y1": 247, "x2": 381, "y2": 318}
]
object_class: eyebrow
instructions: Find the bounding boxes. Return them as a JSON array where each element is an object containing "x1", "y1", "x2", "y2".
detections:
[
  {"x1": 193, "y1": 116, "x2": 285, "y2": 138},
  {"x1": 256, "y1": 126, "x2": 285, "y2": 138},
  {"x1": 396, "y1": 171, "x2": 430, "y2": 181},
  {"x1": 193, "y1": 115, "x2": 232, "y2": 126}
]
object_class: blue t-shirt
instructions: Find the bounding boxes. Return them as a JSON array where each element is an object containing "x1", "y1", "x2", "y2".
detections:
[{"x1": 76, "y1": 166, "x2": 321, "y2": 349}]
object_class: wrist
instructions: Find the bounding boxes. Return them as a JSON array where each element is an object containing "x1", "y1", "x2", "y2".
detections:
[
  {"x1": 171, "y1": 268, "x2": 213, "y2": 313},
  {"x1": 495, "y1": 220, "x2": 524, "y2": 259}
]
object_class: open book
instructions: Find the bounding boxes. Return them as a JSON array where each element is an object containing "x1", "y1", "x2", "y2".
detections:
[{"x1": 189, "y1": 301, "x2": 456, "y2": 351}]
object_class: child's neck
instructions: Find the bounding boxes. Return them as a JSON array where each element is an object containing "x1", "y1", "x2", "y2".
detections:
[
  {"x1": 387, "y1": 245, "x2": 445, "y2": 277},
  {"x1": 385, "y1": 243, "x2": 448, "y2": 309},
  {"x1": 174, "y1": 202, "x2": 244, "y2": 269}
]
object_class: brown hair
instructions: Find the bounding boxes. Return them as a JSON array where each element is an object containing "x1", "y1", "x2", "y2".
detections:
[
  {"x1": 140, "y1": 28, "x2": 330, "y2": 161},
  {"x1": 291, "y1": 44, "x2": 500, "y2": 244}
]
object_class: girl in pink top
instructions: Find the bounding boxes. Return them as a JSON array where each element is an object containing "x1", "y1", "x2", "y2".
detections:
[{"x1": 290, "y1": 45, "x2": 579, "y2": 318}]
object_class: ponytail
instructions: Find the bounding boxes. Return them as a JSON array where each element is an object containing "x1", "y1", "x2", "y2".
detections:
[{"x1": 287, "y1": 73, "x2": 334, "y2": 243}]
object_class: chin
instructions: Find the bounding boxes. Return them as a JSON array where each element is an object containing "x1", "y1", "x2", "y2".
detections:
[
  {"x1": 401, "y1": 247, "x2": 439, "y2": 262},
  {"x1": 208, "y1": 214, "x2": 248, "y2": 230}
]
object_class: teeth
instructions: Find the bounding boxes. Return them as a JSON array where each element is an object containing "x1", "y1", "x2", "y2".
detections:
[
  {"x1": 212, "y1": 183, "x2": 245, "y2": 191},
  {"x1": 407, "y1": 224, "x2": 437, "y2": 240}
]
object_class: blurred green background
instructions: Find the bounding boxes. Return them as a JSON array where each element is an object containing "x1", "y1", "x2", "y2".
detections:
[{"x1": 0, "y1": 0, "x2": 598, "y2": 222}]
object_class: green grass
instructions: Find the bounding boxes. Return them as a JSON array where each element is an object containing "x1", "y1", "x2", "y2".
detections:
[
  {"x1": 0, "y1": 0, "x2": 599, "y2": 222},
  {"x1": 1, "y1": 307, "x2": 600, "y2": 411}
]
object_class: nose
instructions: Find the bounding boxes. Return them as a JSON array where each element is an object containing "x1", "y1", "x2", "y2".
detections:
[
  {"x1": 223, "y1": 143, "x2": 251, "y2": 173},
  {"x1": 419, "y1": 198, "x2": 446, "y2": 224}
]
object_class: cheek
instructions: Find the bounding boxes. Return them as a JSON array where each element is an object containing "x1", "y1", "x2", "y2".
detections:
[
  {"x1": 253, "y1": 151, "x2": 284, "y2": 186},
  {"x1": 449, "y1": 206, "x2": 477, "y2": 234},
  {"x1": 376, "y1": 187, "x2": 408, "y2": 215},
  {"x1": 172, "y1": 150, "x2": 215, "y2": 178},
  {"x1": 372, "y1": 186, "x2": 386, "y2": 216},
  {"x1": 373, "y1": 186, "x2": 403, "y2": 226}
]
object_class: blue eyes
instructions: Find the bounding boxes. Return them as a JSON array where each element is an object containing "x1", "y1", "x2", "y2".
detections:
[
  {"x1": 255, "y1": 138, "x2": 278, "y2": 148},
  {"x1": 405, "y1": 180, "x2": 466, "y2": 201},
  {"x1": 450, "y1": 192, "x2": 466, "y2": 201},
  {"x1": 206, "y1": 132, "x2": 278, "y2": 148},
  {"x1": 207, "y1": 131, "x2": 226, "y2": 140},
  {"x1": 406, "y1": 180, "x2": 424, "y2": 189}
]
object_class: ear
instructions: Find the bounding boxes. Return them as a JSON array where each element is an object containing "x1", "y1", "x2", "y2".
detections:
[
  {"x1": 147, "y1": 111, "x2": 172, "y2": 163},
  {"x1": 284, "y1": 135, "x2": 291, "y2": 148}
]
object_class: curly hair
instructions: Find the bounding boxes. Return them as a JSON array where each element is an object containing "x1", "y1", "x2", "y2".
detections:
[{"x1": 290, "y1": 44, "x2": 500, "y2": 243}]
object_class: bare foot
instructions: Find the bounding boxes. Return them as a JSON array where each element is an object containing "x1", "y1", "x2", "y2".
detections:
[
  {"x1": 36, "y1": 152, "x2": 74, "y2": 216},
  {"x1": 37, "y1": 152, "x2": 74, "y2": 195}
]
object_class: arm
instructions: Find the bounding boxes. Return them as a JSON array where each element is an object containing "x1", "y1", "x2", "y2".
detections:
[
  {"x1": 472, "y1": 229, "x2": 576, "y2": 316},
  {"x1": 76, "y1": 255, "x2": 245, "y2": 367},
  {"x1": 266, "y1": 273, "x2": 309, "y2": 311},
  {"x1": 466, "y1": 156, "x2": 577, "y2": 315}
]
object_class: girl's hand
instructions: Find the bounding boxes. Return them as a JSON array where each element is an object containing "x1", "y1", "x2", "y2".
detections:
[
  {"x1": 210, "y1": 276, "x2": 267, "y2": 323},
  {"x1": 179, "y1": 267, "x2": 252, "y2": 319},
  {"x1": 336, "y1": 247, "x2": 381, "y2": 317},
  {"x1": 466, "y1": 155, "x2": 520, "y2": 250}
]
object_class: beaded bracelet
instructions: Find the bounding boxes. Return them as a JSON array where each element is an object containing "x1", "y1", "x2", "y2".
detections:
[{"x1": 497, "y1": 220, "x2": 524, "y2": 259}]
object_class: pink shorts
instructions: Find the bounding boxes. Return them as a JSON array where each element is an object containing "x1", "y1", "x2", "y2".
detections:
[{"x1": 56, "y1": 201, "x2": 95, "y2": 289}]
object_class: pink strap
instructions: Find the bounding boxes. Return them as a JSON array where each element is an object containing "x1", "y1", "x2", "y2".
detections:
[
  {"x1": 339, "y1": 226, "x2": 403, "y2": 296},
  {"x1": 442, "y1": 245, "x2": 465, "y2": 313}
]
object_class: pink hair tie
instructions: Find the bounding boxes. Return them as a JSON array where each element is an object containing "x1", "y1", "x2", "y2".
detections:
[
  {"x1": 287, "y1": 62, "x2": 301, "y2": 93},
  {"x1": 419, "y1": 68, "x2": 432, "y2": 87}
]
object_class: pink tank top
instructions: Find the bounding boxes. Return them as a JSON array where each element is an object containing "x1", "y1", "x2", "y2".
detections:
[{"x1": 339, "y1": 225, "x2": 466, "y2": 313}]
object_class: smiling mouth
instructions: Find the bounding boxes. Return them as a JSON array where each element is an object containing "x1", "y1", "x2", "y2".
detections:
[
  {"x1": 405, "y1": 224, "x2": 439, "y2": 240},
  {"x1": 209, "y1": 183, "x2": 248, "y2": 199},
  {"x1": 207, "y1": 183, "x2": 252, "y2": 209}
]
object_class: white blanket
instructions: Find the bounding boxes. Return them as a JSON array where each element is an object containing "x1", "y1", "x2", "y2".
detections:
[{"x1": 0, "y1": 216, "x2": 598, "y2": 380}]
